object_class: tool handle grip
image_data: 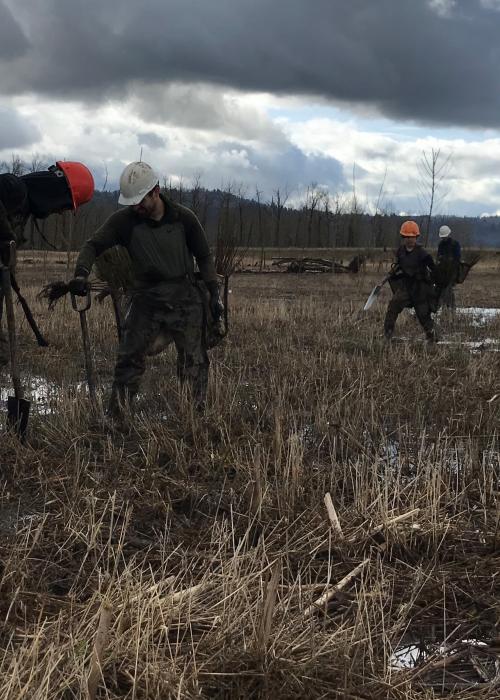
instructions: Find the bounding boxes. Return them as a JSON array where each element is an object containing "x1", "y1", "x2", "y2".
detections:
[{"x1": 71, "y1": 288, "x2": 92, "y2": 311}]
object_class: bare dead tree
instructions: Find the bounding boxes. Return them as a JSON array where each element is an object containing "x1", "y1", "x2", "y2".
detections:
[
  {"x1": 372, "y1": 167, "x2": 388, "y2": 247},
  {"x1": 236, "y1": 183, "x2": 247, "y2": 245},
  {"x1": 255, "y1": 187, "x2": 266, "y2": 269},
  {"x1": 305, "y1": 183, "x2": 321, "y2": 247},
  {"x1": 191, "y1": 172, "x2": 203, "y2": 220},
  {"x1": 214, "y1": 181, "x2": 243, "y2": 277},
  {"x1": 270, "y1": 186, "x2": 289, "y2": 248},
  {"x1": 316, "y1": 189, "x2": 330, "y2": 247},
  {"x1": 0, "y1": 153, "x2": 25, "y2": 176},
  {"x1": 293, "y1": 202, "x2": 304, "y2": 248},
  {"x1": 29, "y1": 154, "x2": 48, "y2": 173},
  {"x1": 329, "y1": 193, "x2": 344, "y2": 248},
  {"x1": 417, "y1": 148, "x2": 452, "y2": 246},
  {"x1": 102, "y1": 162, "x2": 109, "y2": 192},
  {"x1": 178, "y1": 176, "x2": 184, "y2": 205},
  {"x1": 347, "y1": 163, "x2": 362, "y2": 247},
  {"x1": 321, "y1": 193, "x2": 331, "y2": 248}
]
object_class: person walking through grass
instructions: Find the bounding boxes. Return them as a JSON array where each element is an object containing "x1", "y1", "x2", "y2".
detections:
[
  {"x1": 435, "y1": 224, "x2": 461, "y2": 311},
  {"x1": 384, "y1": 220, "x2": 438, "y2": 343}
]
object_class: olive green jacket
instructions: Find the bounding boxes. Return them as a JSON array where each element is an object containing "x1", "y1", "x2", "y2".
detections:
[{"x1": 75, "y1": 196, "x2": 217, "y2": 295}]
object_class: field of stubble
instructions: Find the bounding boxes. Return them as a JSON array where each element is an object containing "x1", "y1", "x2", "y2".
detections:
[{"x1": 1, "y1": 251, "x2": 500, "y2": 699}]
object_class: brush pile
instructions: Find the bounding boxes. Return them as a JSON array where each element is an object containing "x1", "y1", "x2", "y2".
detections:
[{"x1": 272, "y1": 255, "x2": 364, "y2": 273}]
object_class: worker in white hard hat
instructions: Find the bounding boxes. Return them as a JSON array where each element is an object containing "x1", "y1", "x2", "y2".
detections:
[
  {"x1": 69, "y1": 161, "x2": 222, "y2": 418},
  {"x1": 435, "y1": 224, "x2": 461, "y2": 310}
]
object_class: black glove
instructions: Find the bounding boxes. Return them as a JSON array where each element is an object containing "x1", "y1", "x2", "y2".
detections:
[
  {"x1": 68, "y1": 276, "x2": 88, "y2": 296},
  {"x1": 0, "y1": 239, "x2": 14, "y2": 266},
  {"x1": 206, "y1": 281, "x2": 224, "y2": 321}
]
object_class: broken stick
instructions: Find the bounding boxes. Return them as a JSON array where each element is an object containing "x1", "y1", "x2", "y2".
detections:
[
  {"x1": 302, "y1": 558, "x2": 369, "y2": 617},
  {"x1": 324, "y1": 492, "x2": 343, "y2": 539}
]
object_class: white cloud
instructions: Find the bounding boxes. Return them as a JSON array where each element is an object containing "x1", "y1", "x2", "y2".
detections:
[
  {"x1": 281, "y1": 114, "x2": 500, "y2": 215},
  {"x1": 2, "y1": 91, "x2": 500, "y2": 217}
]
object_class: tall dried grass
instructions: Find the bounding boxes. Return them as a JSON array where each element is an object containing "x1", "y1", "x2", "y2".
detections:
[{"x1": 0, "y1": 258, "x2": 499, "y2": 698}]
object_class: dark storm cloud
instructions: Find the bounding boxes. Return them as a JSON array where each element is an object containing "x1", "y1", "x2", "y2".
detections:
[
  {"x1": 0, "y1": 2, "x2": 29, "y2": 59},
  {"x1": 1, "y1": 0, "x2": 500, "y2": 128},
  {"x1": 0, "y1": 107, "x2": 40, "y2": 148},
  {"x1": 130, "y1": 83, "x2": 288, "y2": 143}
]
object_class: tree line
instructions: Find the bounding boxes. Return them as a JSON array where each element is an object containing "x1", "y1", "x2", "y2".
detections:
[{"x1": 0, "y1": 154, "x2": 478, "y2": 251}]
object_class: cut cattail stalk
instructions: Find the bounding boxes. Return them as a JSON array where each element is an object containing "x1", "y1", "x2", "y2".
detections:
[
  {"x1": 324, "y1": 492, "x2": 343, "y2": 539},
  {"x1": 250, "y1": 444, "x2": 263, "y2": 518},
  {"x1": 87, "y1": 599, "x2": 113, "y2": 700},
  {"x1": 368, "y1": 509, "x2": 420, "y2": 537},
  {"x1": 170, "y1": 582, "x2": 206, "y2": 605},
  {"x1": 258, "y1": 560, "x2": 280, "y2": 650},
  {"x1": 302, "y1": 559, "x2": 369, "y2": 617}
]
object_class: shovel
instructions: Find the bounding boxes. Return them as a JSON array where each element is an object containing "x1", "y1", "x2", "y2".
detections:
[
  {"x1": 11, "y1": 272, "x2": 49, "y2": 347},
  {"x1": 1, "y1": 242, "x2": 30, "y2": 439},
  {"x1": 363, "y1": 275, "x2": 390, "y2": 311},
  {"x1": 71, "y1": 288, "x2": 96, "y2": 405}
]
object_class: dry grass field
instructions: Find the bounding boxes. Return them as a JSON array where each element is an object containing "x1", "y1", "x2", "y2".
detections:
[{"x1": 1, "y1": 251, "x2": 500, "y2": 698}]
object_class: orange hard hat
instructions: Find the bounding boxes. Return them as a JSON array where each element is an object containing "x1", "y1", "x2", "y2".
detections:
[
  {"x1": 400, "y1": 220, "x2": 420, "y2": 237},
  {"x1": 56, "y1": 161, "x2": 94, "y2": 210}
]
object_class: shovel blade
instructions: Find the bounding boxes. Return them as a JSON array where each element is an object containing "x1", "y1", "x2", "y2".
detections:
[
  {"x1": 7, "y1": 396, "x2": 30, "y2": 440},
  {"x1": 363, "y1": 285, "x2": 382, "y2": 311}
]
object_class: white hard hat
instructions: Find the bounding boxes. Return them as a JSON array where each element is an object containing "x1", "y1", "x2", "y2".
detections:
[
  {"x1": 118, "y1": 161, "x2": 159, "y2": 205},
  {"x1": 439, "y1": 225, "x2": 451, "y2": 238}
]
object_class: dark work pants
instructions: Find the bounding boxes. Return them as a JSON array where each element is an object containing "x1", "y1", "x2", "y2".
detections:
[
  {"x1": 108, "y1": 291, "x2": 209, "y2": 415},
  {"x1": 439, "y1": 284, "x2": 456, "y2": 311},
  {"x1": 384, "y1": 285, "x2": 435, "y2": 339}
]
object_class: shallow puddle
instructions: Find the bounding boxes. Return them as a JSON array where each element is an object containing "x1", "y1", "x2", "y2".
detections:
[
  {"x1": 0, "y1": 375, "x2": 90, "y2": 414},
  {"x1": 391, "y1": 634, "x2": 491, "y2": 679},
  {"x1": 391, "y1": 642, "x2": 424, "y2": 669},
  {"x1": 438, "y1": 338, "x2": 500, "y2": 353},
  {"x1": 454, "y1": 307, "x2": 500, "y2": 326}
]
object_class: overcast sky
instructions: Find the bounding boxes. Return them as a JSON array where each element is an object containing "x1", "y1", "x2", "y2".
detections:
[{"x1": 1, "y1": 0, "x2": 500, "y2": 217}]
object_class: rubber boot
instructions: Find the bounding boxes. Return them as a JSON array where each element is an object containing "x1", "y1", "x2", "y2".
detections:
[
  {"x1": 426, "y1": 328, "x2": 438, "y2": 344},
  {"x1": 107, "y1": 384, "x2": 136, "y2": 419}
]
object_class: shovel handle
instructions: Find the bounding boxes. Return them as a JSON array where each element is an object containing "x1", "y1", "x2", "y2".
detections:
[
  {"x1": 71, "y1": 290, "x2": 96, "y2": 404},
  {"x1": 78, "y1": 308, "x2": 96, "y2": 404},
  {"x1": 1, "y1": 261, "x2": 23, "y2": 400},
  {"x1": 71, "y1": 288, "x2": 92, "y2": 312}
]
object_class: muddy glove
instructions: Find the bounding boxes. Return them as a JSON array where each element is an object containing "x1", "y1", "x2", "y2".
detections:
[
  {"x1": 206, "y1": 281, "x2": 224, "y2": 321},
  {"x1": 68, "y1": 275, "x2": 89, "y2": 296}
]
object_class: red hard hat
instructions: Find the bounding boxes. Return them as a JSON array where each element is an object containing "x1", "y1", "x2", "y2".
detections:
[
  {"x1": 400, "y1": 220, "x2": 420, "y2": 237},
  {"x1": 56, "y1": 161, "x2": 94, "y2": 210}
]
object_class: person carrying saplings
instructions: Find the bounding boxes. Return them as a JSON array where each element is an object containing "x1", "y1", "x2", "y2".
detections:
[
  {"x1": 69, "y1": 161, "x2": 223, "y2": 418},
  {"x1": 384, "y1": 220, "x2": 438, "y2": 343},
  {"x1": 434, "y1": 224, "x2": 461, "y2": 310}
]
